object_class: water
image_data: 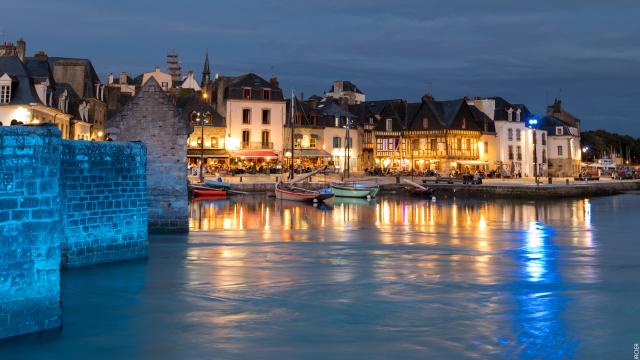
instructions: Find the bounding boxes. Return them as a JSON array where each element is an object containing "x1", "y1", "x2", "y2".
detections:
[{"x1": 2, "y1": 194, "x2": 640, "y2": 359}]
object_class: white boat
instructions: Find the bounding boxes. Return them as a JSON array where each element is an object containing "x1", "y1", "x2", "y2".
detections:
[{"x1": 330, "y1": 183, "x2": 380, "y2": 198}]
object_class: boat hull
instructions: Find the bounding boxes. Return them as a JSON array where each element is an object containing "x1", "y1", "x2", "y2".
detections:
[
  {"x1": 330, "y1": 183, "x2": 380, "y2": 198},
  {"x1": 193, "y1": 189, "x2": 227, "y2": 197},
  {"x1": 275, "y1": 184, "x2": 334, "y2": 203}
]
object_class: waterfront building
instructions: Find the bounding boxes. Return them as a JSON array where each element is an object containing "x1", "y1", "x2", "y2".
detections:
[
  {"x1": 539, "y1": 99, "x2": 582, "y2": 177},
  {"x1": 468, "y1": 97, "x2": 548, "y2": 177},
  {"x1": 324, "y1": 80, "x2": 366, "y2": 105},
  {"x1": 179, "y1": 70, "x2": 201, "y2": 92},
  {"x1": 368, "y1": 99, "x2": 407, "y2": 170},
  {"x1": 283, "y1": 96, "x2": 331, "y2": 170},
  {"x1": 0, "y1": 39, "x2": 106, "y2": 140},
  {"x1": 181, "y1": 94, "x2": 227, "y2": 167},
  {"x1": 211, "y1": 72, "x2": 286, "y2": 167}
]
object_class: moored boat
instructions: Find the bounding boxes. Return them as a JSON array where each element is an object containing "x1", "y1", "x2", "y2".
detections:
[
  {"x1": 275, "y1": 183, "x2": 334, "y2": 203},
  {"x1": 329, "y1": 182, "x2": 380, "y2": 198},
  {"x1": 193, "y1": 188, "x2": 227, "y2": 197},
  {"x1": 204, "y1": 179, "x2": 231, "y2": 189}
]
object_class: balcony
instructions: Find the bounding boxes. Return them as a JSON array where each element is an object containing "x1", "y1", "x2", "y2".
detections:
[{"x1": 242, "y1": 141, "x2": 274, "y2": 150}]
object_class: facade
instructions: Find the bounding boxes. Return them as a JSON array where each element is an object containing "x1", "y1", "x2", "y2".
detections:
[
  {"x1": 142, "y1": 67, "x2": 172, "y2": 92},
  {"x1": 180, "y1": 94, "x2": 227, "y2": 167},
  {"x1": 107, "y1": 71, "x2": 136, "y2": 95},
  {"x1": 324, "y1": 80, "x2": 365, "y2": 105},
  {"x1": 468, "y1": 97, "x2": 548, "y2": 177},
  {"x1": 539, "y1": 99, "x2": 581, "y2": 177},
  {"x1": 212, "y1": 72, "x2": 286, "y2": 165},
  {"x1": 0, "y1": 40, "x2": 106, "y2": 140},
  {"x1": 284, "y1": 97, "x2": 331, "y2": 170}
]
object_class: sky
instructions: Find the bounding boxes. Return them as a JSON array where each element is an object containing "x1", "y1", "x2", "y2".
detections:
[{"x1": 2, "y1": 0, "x2": 639, "y2": 136}]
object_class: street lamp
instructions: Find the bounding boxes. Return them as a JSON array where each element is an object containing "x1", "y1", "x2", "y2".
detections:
[
  {"x1": 527, "y1": 118, "x2": 539, "y2": 184},
  {"x1": 198, "y1": 112, "x2": 208, "y2": 184},
  {"x1": 343, "y1": 116, "x2": 352, "y2": 179}
]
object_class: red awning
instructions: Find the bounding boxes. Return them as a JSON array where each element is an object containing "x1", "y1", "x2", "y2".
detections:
[{"x1": 230, "y1": 150, "x2": 279, "y2": 158}]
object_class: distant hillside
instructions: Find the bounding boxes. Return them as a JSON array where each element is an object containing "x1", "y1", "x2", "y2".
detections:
[{"x1": 581, "y1": 130, "x2": 640, "y2": 164}]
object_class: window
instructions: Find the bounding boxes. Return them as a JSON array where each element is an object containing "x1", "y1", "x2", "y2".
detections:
[
  {"x1": 243, "y1": 88, "x2": 251, "y2": 99},
  {"x1": 161, "y1": 82, "x2": 168, "y2": 90},
  {"x1": 311, "y1": 115, "x2": 317, "y2": 126},
  {"x1": 242, "y1": 109, "x2": 251, "y2": 124},
  {"x1": 422, "y1": 117, "x2": 429, "y2": 129},
  {"x1": 556, "y1": 127, "x2": 563, "y2": 136},
  {"x1": 210, "y1": 137, "x2": 218, "y2": 148},
  {"x1": 457, "y1": 138, "x2": 462, "y2": 150},
  {"x1": 310, "y1": 137, "x2": 316, "y2": 148},
  {"x1": 0, "y1": 84, "x2": 11, "y2": 104},
  {"x1": 508, "y1": 128, "x2": 513, "y2": 141},
  {"x1": 557, "y1": 145, "x2": 563, "y2": 156},
  {"x1": 333, "y1": 136, "x2": 341, "y2": 148},
  {"x1": 346, "y1": 137, "x2": 353, "y2": 148},
  {"x1": 430, "y1": 139, "x2": 437, "y2": 151},
  {"x1": 386, "y1": 119, "x2": 393, "y2": 132},
  {"x1": 461, "y1": 117, "x2": 466, "y2": 129},
  {"x1": 261, "y1": 131, "x2": 270, "y2": 148},
  {"x1": 484, "y1": 141, "x2": 489, "y2": 154},
  {"x1": 541, "y1": 133, "x2": 547, "y2": 145},
  {"x1": 517, "y1": 145, "x2": 522, "y2": 160},
  {"x1": 508, "y1": 145, "x2": 514, "y2": 160},
  {"x1": 516, "y1": 129, "x2": 521, "y2": 141},
  {"x1": 376, "y1": 138, "x2": 383, "y2": 151},
  {"x1": 335, "y1": 117, "x2": 340, "y2": 127},
  {"x1": 507, "y1": 109, "x2": 513, "y2": 121},
  {"x1": 263, "y1": 89, "x2": 271, "y2": 100},
  {"x1": 466, "y1": 138, "x2": 471, "y2": 150},
  {"x1": 197, "y1": 137, "x2": 202, "y2": 146},
  {"x1": 542, "y1": 149, "x2": 547, "y2": 163},
  {"x1": 242, "y1": 130, "x2": 250, "y2": 147},
  {"x1": 262, "y1": 109, "x2": 270, "y2": 125}
]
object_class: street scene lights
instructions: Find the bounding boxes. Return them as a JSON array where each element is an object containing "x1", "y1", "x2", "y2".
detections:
[{"x1": 527, "y1": 118, "x2": 539, "y2": 184}]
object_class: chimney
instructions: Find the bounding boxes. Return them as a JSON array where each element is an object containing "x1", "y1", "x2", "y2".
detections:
[
  {"x1": 421, "y1": 93, "x2": 434, "y2": 102},
  {"x1": 216, "y1": 75, "x2": 226, "y2": 115},
  {"x1": 155, "y1": 66, "x2": 160, "y2": 72},
  {"x1": 34, "y1": 50, "x2": 48, "y2": 60},
  {"x1": 16, "y1": 37, "x2": 25, "y2": 62},
  {"x1": 119, "y1": 72, "x2": 127, "y2": 84},
  {"x1": 269, "y1": 76, "x2": 279, "y2": 88},
  {"x1": 107, "y1": 73, "x2": 114, "y2": 84}
]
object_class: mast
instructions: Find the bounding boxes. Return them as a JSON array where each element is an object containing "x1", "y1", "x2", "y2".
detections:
[{"x1": 289, "y1": 89, "x2": 295, "y2": 181}]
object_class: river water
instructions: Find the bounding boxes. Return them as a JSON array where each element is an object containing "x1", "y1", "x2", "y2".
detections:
[{"x1": 2, "y1": 194, "x2": 640, "y2": 359}]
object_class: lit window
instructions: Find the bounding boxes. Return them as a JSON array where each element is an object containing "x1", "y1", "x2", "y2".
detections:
[
  {"x1": 0, "y1": 84, "x2": 11, "y2": 104},
  {"x1": 386, "y1": 119, "x2": 392, "y2": 132},
  {"x1": 242, "y1": 130, "x2": 250, "y2": 147},
  {"x1": 261, "y1": 131, "x2": 270, "y2": 148},
  {"x1": 310, "y1": 137, "x2": 316, "y2": 148},
  {"x1": 484, "y1": 141, "x2": 488, "y2": 154}
]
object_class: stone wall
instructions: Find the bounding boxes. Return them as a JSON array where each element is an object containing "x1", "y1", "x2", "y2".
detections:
[
  {"x1": 0, "y1": 125, "x2": 62, "y2": 339},
  {"x1": 107, "y1": 77, "x2": 192, "y2": 233},
  {"x1": 60, "y1": 140, "x2": 148, "y2": 267}
]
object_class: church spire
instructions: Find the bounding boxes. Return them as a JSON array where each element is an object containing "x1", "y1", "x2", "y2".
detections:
[{"x1": 201, "y1": 51, "x2": 210, "y2": 86}]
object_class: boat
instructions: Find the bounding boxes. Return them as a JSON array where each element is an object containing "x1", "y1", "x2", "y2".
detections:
[
  {"x1": 193, "y1": 188, "x2": 227, "y2": 197},
  {"x1": 204, "y1": 179, "x2": 231, "y2": 189},
  {"x1": 329, "y1": 182, "x2": 380, "y2": 198},
  {"x1": 401, "y1": 179, "x2": 433, "y2": 197},
  {"x1": 275, "y1": 182, "x2": 334, "y2": 203}
]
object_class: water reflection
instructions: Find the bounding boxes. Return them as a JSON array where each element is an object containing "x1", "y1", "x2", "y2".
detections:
[{"x1": 186, "y1": 195, "x2": 599, "y2": 357}]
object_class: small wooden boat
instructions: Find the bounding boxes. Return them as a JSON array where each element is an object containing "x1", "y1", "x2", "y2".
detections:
[
  {"x1": 204, "y1": 179, "x2": 231, "y2": 189},
  {"x1": 401, "y1": 179, "x2": 433, "y2": 197},
  {"x1": 275, "y1": 183, "x2": 334, "y2": 203},
  {"x1": 193, "y1": 188, "x2": 227, "y2": 197},
  {"x1": 329, "y1": 182, "x2": 380, "y2": 198}
]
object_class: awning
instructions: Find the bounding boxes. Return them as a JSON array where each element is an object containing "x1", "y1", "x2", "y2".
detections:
[
  {"x1": 285, "y1": 148, "x2": 332, "y2": 158},
  {"x1": 187, "y1": 149, "x2": 229, "y2": 158},
  {"x1": 456, "y1": 160, "x2": 488, "y2": 165},
  {"x1": 230, "y1": 150, "x2": 279, "y2": 158}
]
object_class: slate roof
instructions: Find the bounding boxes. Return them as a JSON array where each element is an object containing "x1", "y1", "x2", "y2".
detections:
[
  {"x1": 406, "y1": 98, "x2": 493, "y2": 133},
  {"x1": 23, "y1": 57, "x2": 53, "y2": 84},
  {"x1": 0, "y1": 55, "x2": 41, "y2": 105},
  {"x1": 47, "y1": 57, "x2": 101, "y2": 98},
  {"x1": 219, "y1": 73, "x2": 285, "y2": 101},
  {"x1": 538, "y1": 115, "x2": 579, "y2": 137},
  {"x1": 175, "y1": 93, "x2": 225, "y2": 127}
]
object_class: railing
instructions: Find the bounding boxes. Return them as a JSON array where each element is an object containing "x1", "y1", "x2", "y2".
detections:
[{"x1": 242, "y1": 141, "x2": 274, "y2": 149}]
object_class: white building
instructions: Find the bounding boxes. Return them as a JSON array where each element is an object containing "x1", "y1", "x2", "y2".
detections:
[
  {"x1": 324, "y1": 80, "x2": 365, "y2": 105},
  {"x1": 142, "y1": 67, "x2": 172, "y2": 92},
  {"x1": 539, "y1": 99, "x2": 582, "y2": 177},
  {"x1": 469, "y1": 97, "x2": 548, "y2": 177},
  {"x1": 213, "y1": 73, "x2": 286, "y2": 163}
]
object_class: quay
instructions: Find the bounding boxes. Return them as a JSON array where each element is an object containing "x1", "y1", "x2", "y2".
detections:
[{"x1": 189, "y1": 174, "x2": 640, "y2": 199}]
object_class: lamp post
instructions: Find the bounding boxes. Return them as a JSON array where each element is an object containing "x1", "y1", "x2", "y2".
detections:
[
  {"x1": 198, "y1": 112, "x2": 206, "y2": 183},
  {"x1": 344, "y1": 116, "x2": 351, "y2": 179},
  {"x1": 527, "y1": 118, "x2": 539, "y2": 184}
]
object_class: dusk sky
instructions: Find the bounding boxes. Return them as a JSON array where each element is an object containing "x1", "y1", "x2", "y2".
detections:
[{"x1": 2, "y1": 0, "x2": 639, "y2": 135}]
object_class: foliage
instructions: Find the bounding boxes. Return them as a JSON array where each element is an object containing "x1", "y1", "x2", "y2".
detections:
[{"x1": 580, "y1": 130, "x2": 640, "y2": 164}]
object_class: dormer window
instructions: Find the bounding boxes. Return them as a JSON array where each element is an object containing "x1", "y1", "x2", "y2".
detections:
[
  {"x1": 243, "y1": 88, "x2": 251, "y2": 99},
  {"x1": 507, "y1": 108, "x2": 513, "y2": 121},
  {"x1": 422, "y1": 117, "x2": 429, "y2": 129},
  {"x1": 335, "y1": 117, "x2": 340, "y2": 127},
  {"x1": 461, "y1": 117, "x2": 466, "y2": 129},
  {"x1": 516, "y1": 109, "x2": 521, "y2": 122},
  {"x1": 386, "y1": 119, "x2": 392, "y2": 132},
  {"x1": 0, "y1": 74, "x2": 12, "y2": 104},
  {"x1": 263, "y1": 89, "x2": 271, "y2": 100},
  {"x1": 556, "y1": 127, "x2": 563, "y2": 136}
]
